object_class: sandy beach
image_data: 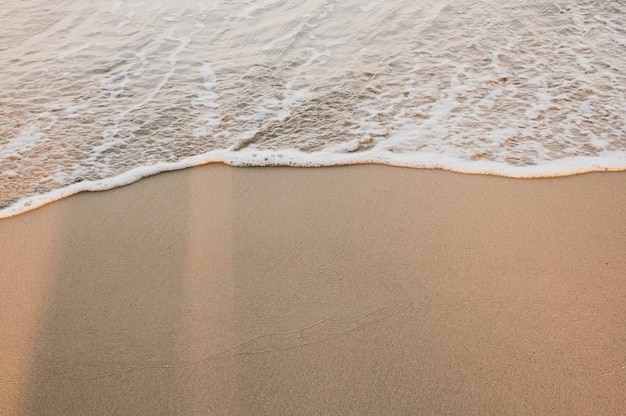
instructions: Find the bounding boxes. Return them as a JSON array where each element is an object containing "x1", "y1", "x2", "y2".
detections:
[{"x1": 0, "y1": 164, "x2": 624, "y2": 415}]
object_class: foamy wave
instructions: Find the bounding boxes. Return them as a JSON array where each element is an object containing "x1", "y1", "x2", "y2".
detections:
[
  {"x1": 1, "y1": 147, "x2": 624, "y2": 219},
  {"x1": 1, "y1": 0, "x2": 625, "y2": 217}
]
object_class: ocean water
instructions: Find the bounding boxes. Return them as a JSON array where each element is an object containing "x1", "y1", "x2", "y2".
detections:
[{"x1": 1, "y1": 0, "x2": 625, "y2": 218}]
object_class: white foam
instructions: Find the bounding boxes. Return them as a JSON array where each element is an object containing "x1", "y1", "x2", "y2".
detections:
[
  {"x1": 261, "y1": 30, "x2": 298, "y2": 51},
  {"x1": 111, "y1": 1, "x2": 124, "y2": 15},
  {"x1": 301, "y1": 47, "x2": 329, "y2": 67},
  {"x1": 193, "y1": 114, "x2": 221, "y2": 137},
  {"x1": 359, "y1": 2, "x2": 378, "y2": 13},
  {"x1": 200, "y1": 63, "x2": 216, "y2": 89},
  {"x1": 193, "y1": 63, "x2": 220, "y2": 135},
  {"x1": 58, "y1": 42, "x2": 91, "y2": 61},
  {"x1": 0, "y1": 126, "x2": 47, "y2": 163},
  {"x1": 167, "y1": 29, "x2": 191, "y2": 66},
  {"x1": 241, "y1": 0, "x2": 283, "y2": 19},
  {"x1": 100, "y1": 68, "x2": 132, "y2": 100},
  {"x1": 265, "y1": 93, "x2": 306, "y2": 122},
  {"x1": 61, "y1": 102, "x2": 90, "y2": 118},
  {"x1": 2, "y1": 144, "x2": 624, "y2": 221}
]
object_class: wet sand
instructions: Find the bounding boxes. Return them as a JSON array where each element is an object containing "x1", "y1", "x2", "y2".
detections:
[{"x1": 1, "y1": 164, "x2": 624, "y2": 415}]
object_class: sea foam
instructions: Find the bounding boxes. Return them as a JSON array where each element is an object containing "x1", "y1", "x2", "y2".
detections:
[{"x1": 0, "y1": 0, "x2": 625, "y2": 218}]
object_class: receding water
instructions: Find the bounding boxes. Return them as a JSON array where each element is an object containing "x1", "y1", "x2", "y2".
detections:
[{"x1": 1, "y1": 0, "x2": 625, "y2": 217}]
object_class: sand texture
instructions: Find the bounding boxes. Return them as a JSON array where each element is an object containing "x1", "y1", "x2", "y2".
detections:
[{"x1": 1, "y1": 165, "x2": 625, "y2": 415}]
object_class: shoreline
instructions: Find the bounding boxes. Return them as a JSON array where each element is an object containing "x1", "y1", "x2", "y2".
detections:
[
  {"x1": 1, "y1": 164, "x2": 625, "y2": 415},
  {"x1": 3, "y1": 156, "x2": 626, "y2": 220}
]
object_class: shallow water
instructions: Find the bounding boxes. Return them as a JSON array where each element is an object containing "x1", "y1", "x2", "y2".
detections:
[{"x1": 1, "y1": 0, "x2": 625, "y2": 217}]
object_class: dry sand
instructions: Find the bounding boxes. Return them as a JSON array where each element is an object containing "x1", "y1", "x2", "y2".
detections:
[{"x1": 0, "y1": 164, "x2": 624, "y2": 415}]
